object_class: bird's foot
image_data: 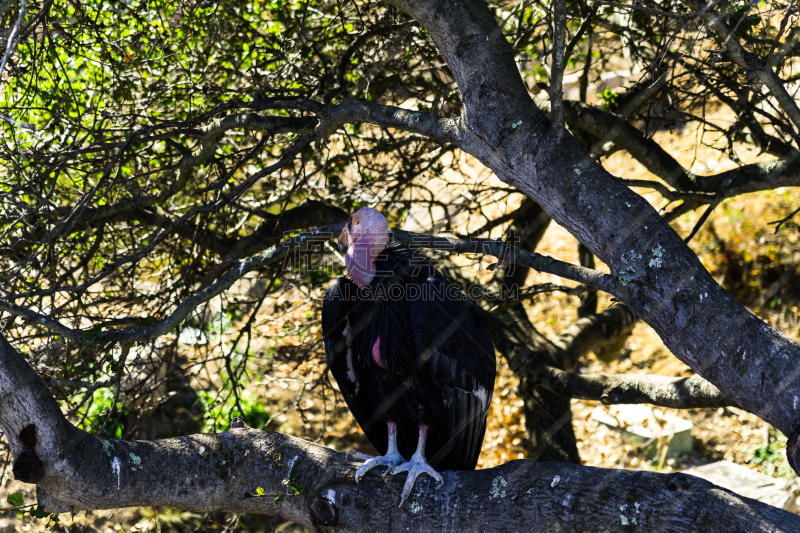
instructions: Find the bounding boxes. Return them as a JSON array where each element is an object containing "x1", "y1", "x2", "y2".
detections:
[
  {"x1": 354, "y1": 451, "x2": 406, "y2": 483},
  {"x1": 345, "y1": 450, "x2": 373, "y2": 461},
  {"x1": 388, "y1": 454, "x2": 444, "y2": 507}
]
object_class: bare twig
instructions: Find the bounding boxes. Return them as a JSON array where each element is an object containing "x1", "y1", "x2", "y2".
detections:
[
  {"x1": 686, "y1": 0, "x2": 800, "y2": 133},
  {"x1": 564, "y1": 5, "x2": 598, "y2": 62},
  {"x1": 769, "y1": 205, "x2": 800, "y2": 234},
  {"x1": 683, "y1": 200, "x2": 718, "y2": 243}
]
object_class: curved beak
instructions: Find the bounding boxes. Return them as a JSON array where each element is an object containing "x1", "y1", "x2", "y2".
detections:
[{"x1": 338, "y1": 218, "x2": 353, "y2": 254}]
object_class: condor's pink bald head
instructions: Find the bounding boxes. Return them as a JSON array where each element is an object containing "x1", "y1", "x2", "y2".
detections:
[{"x1": 338, "y1": 207, "x2": 389, "y2": 288}]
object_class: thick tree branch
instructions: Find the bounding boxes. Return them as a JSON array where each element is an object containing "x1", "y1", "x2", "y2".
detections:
[
  {"x1": 1, "y1": 333, "x2": 797, "y2": 532},
  {"x1": 389, "y1": 228, "x2": 618, "y2": 294},
  {"x1": 315, "y1": 98, "x2": 463, "y2": 147},
  {"x1": 386, "y1": 0, "x2": 800, "y2": 473},
  {"x1": 553, "y1": 304, "x2": 638, "y2": 370},
  {"x1": 518, "y1": 359, "x2": 733, "y2": 409}
]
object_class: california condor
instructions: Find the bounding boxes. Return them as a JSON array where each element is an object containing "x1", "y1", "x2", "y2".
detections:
[{"x1": 322, "y1": 207, "x2": 496, "y2": 505}]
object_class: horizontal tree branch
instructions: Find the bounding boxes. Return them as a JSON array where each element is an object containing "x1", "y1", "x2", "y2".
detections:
[
  {"x1": 0, "y1": 334, "x2": 795, "y2": 532},
  {"x1": 315, "y1": 98, "x2": 463, "y2": 147},
  {"x1": 0, "y1": 224, "x2": 617, "y2": 346},
  {"x1": 530, "y1": 362, "x2": 733, "y2": 408},
  {"x1": 390, "y1": 229, "x2": 618, "y2": 295},
  {"x1": 15, "y1": 98, "x2": 455, "y2": 245}
]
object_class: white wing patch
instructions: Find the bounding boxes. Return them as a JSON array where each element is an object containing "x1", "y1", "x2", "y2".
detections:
[
  {"x1": 472, "y1": 385, "x2": 489, "y2": 411},
  {"x1": 343, "y1": 318, "x2": 360, "y2": 394}
]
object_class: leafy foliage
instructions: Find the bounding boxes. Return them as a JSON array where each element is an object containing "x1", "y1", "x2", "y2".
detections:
[
  {"x1": 6, "y1": 493, "x2": 24, "y2": 507},
  {"x1": 198, "y1": 379, "x2": 271, "y2": 433},
  {"x1": 76, "y1": 386, "x2": 128, "y2": 438},
  {"x1": 749, "y1": 427, "x2": 793, "y2": 478}
]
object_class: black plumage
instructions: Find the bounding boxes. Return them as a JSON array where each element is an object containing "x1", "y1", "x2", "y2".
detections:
[{"x1": 323, "y1": 241, "x2": 496, "y2": 471}]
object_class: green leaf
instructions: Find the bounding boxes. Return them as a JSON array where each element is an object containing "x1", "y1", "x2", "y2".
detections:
[
  {"x1": 31, "y1": 507, "x2": 50, "y2": 519},
  {"x1": 6, "y1": 494, "x2": 23, "y2": 507},
  {"x1": 274, "y1": 494, "x2": 285, "y2": 504}
]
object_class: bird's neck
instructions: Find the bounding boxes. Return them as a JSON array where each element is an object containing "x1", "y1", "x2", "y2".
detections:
[{"x1": 345, "y1": 243, "x2": 379, "y2": 288}]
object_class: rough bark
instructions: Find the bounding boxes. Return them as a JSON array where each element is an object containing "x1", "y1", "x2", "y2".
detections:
[
  {"x1": 2, "y1": 334, "x2": 798, "y2": 532},
  {"x1": 386, "y1": 0, "x2": 800, "y2": 472}
]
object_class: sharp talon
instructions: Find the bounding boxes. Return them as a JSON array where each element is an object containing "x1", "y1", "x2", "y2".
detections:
[
  {"x1": 354, "y1": 452, "x2": 405, "y2": 484},
  {"x1": 346, "y1": 450, "x2": 373, "y2": 461},
  {"x1": 386, "y1": 453, "x2": 443, "y2": 506}
]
